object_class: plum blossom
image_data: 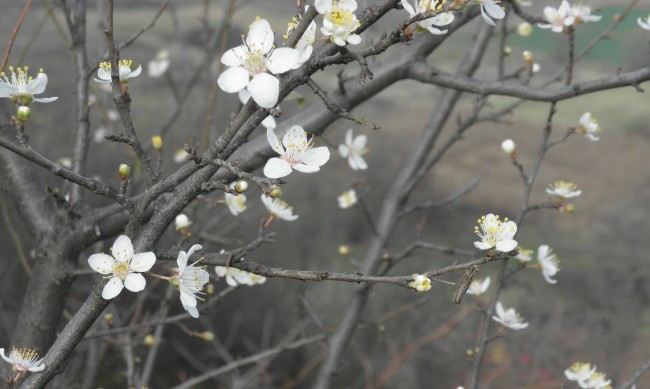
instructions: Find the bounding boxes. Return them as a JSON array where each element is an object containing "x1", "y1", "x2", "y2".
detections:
[
  {"x1": 517, "y1": 22, "x2": 533, "y2": 37},
  {"x1": 581, "y1": 371, "x2": 612, "y2": 389},
  {"x1": 315, "y1": 0, "x2": 362, "y2": 46},
  {"x1": 477, "y1": 0, "x2": 506, "y2": 27},
  {"x1": 466, "y1": 276, "x2": 491, "y2": 296},
  {"x1": 215, "y1": 267, "x2": 267, "y2": 286},
  {"x1": 401, "y1": 0, "x2": 455, "y2": 35},
  {"x1": 515, "y1": 247, "x2": 533, "y2": 262},
  {"x1": 492, "y1": 302, "x2": 528, "y2": 330},
  {"x1": 473, "y1": 214, "x2": 518, "y2": 252},
  {"x1": 285, "y1": 9, "x2": 317, "y2": 68},
  {"x1": 578, "y1": 112, "x2": 601, "y2": 141},
  {"x1": 537, "y1": 244, "x2": 560, "y2": 284},
  {"x1": 338, "y1": 189, "x2": 358, "y2": 209},
  {"x1": 225, "y1": 183, "x2": 247, "y2": 215},
  {"x1": 565, "y1": 362, "x2": 597, "y2": 384},
  {"x1": 147, "y1": 49, "x2": 170, "y2": 78},
  {"x1": 0, "y1": 348, "x2": 45, "y2": 372},
  {"x1": 546, "y1": 181, "x2": 581, "y2": 199},
  {"x1": 173, "y1": 244, "x2": 209, "y2": 318},
  {"x1": 238, "y1": 89, "x2": 276, "y2": 130},
  {"x1": 175, "y1": 214, "x2": 192, "y2": 230},
  {"x1": 261, "y1": 195, "x2": 298, "y2": 221},
  {"x1": 501, "y1": 139, "x2": 516, "y2": 155},
  {"x1": 639, "y1": 15, "x2": 650, "y2": 31},
  {"x1": 538, "y1": 1, "x2": 573, "y2": 33},
  {"x1": 409, "y1": 273, "x2": 431, "y2": 292},
  {"x1": 264, "y1": 125, "x2": 330, "y2": 178},
  {"x1": 338, "y1": 129, "x2": 368, "y2": 170},
  {"x1": 0, "y1": 66, "x2": 57, "y2": 105},
  {"x1": 88, "y1": 235, "x2": 156, "y2": 299},
  {"x1": 217, "y1": 18, "x2": 299, "y2": 108},
  {"x1": 94, "y1": 59, "x2": 142, "y2": 84},
  {"x1": 570, "y1": 3, "x2": 601, "y2": 24}
]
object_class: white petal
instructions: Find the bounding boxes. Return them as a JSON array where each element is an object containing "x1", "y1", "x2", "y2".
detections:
[
  {"x1": 338, "y1": 144, "x2": 350, "y2": 158},
  {"x1": 352, "y1": 134, "x2": 367, "y2": 149},
  {"x1": 130, "y1": 252, "x2": 156, "y2": 272},
  {"x1": 124, "y1": 273, "x2": 146, "y2": 292},
  {"x1": 315, "y1": 0, "x2": 332, "y2": 14},
  {"x1": 186, "y1": 244, "x2": 203, "y2": 261},
  {"x1": 26, "y1": 73, "x2": 48, "y2": 95},
  {"x1": 346, "y1": 34, "x2": 361, "y2": 45},
  {"x1": 293, "y1": 163, "x2": 320, "y2": 173},
  {"x1": 185, "y1": 305, "x2": 199, "y2": 318},
  {"x1": 97, "y1": 67, "x2": 111, "y2": 81},
  {"x1": 29, "y1": 364, "x2": 45, "y2": 372},
  {"x1": 247, "y1": 19, "x2": 274, "y2": 54},
  {"x1": 339, "y1": 0, "x2": 357, "y2": 12},
  {"x1": 217, "y1": 67, "x2": 249, "y2": 93},
  {"x1": 88, "y1": 253, "x2": 115, "y2": 275},
  {"x1": 267, "y1": 127, "x2": 285, "y2": 154},
  {"x1": 33, "y1": 96, "x2": 58, "y2": 103},
  {"x1": 282, "y1": 125, "x2": 308, "y2": 150},
  {"x1": 349, "y1": 154, "x2": 367, "y2": 170},
  {"x1": 495, "y1": 239, "x2": 518, "y2": 252},
  {"x1": 0, "y1": 349, "x2": 12, "y2": 364},
  {"x1": 481, "y1": 6, "x2": 497, "y2": 26},
  {"x1": 262, "y1": 115, "x2": 276, "y2": 130},
  {"x1": 484, "y1": 2, "x2": 505, "y2": 19},
  {"x1": 267, "y1": 48, "x2": 300, "y2": 74},
  {"x1": 300, "y1": 146, "x2": 330, "y2": 167},
  {"x1": 474, "y1": 241, "x2": 493, "y2": 250},
  {"x1": 264, "y1": 157, "x2": 293, "y2": 178},
  {"x1": 222, "y1": 46, "x2": 245, "y2": 67},
  {"x1": 180, "y1": 290, "x2": 197, "y2": 308},
  {"x1": 102, "y1": 277, "x2": 124, "y2": 299},
  {"x1": 111, "y1": 235, "x2": 133, "y2": 262},
  {"x1": 401, "y1": 0, "x2": 415, "y2": 16},
  {"x1": 238, "y1": 88, "x2": 252, "y2": 104},
  {"x1": 247, "y1": 73, "x2": 279, "y2": 108},
  {"x1": 127, "y1": 65, "x2": 142, "y2": 79}
]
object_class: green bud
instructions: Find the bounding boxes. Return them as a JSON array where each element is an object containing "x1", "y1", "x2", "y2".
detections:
[
  {"x1": 118, "y1": 164, "x2": 131, "y2": 180},
  {"x1": 16, "y1": 106, "x2": 31, "y2": 122},
  {"x1": 269, "y1": 187, "x2": 282, "y2": 198},
  {"x1": 234, "y1": 180, "x2": 249, "y2": 193},
  {"x1": 169, "y1": 276, "x2": 180, "y2": 287}
]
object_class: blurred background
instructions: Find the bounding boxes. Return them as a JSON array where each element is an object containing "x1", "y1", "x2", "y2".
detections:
[{"x1": 0, "y1": 0, "x2": 649, "y2": 387}]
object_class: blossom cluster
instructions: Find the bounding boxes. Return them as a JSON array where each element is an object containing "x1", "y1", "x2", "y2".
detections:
[
  {"x1": 538, "y1": 1, "x2": 601, "y2": 33},
  {"x1": 565, "y1": 362, "x2": 613, "y2": 389}
]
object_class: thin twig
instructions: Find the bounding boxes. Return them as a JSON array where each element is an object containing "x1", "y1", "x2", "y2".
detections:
[{"x1": 0, "y1": 0, "x2": 33, "y2": 73}]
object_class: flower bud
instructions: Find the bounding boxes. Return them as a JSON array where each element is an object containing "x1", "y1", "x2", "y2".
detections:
[
  {"x1": 199, "y1": 331, "x2": 214, "y2": 341},
  {"x1": 501, "y1": 139, "x2": 516, "y2": 156},
  {"x1": 206, "y1": 283, "x2": 215, "y2": 295},
  {"x1": 143, "y1": 334, "x2": 155, "y2": 347},
  {"x1": 17, "y1": 106, "x2": 31, "y2": 122},
  {"x1": 503, "y1": 46, "x2": 512, "y2": 56},
  {"x1": 517, "y1": 22, "x2": 533, "y2": 37},
  {"x1": 269, "y1": 187, "x2": 282, "y2": 198},
  {"x1": 466, "y1": 349, "x2": 475, "y2": 357},
  {"x1": 560, "y1": 203, "x2": 575, "y2": 214},
  {"x1": 169, "y1": 276, "x2": 180, "y2": 287},
  {"x1": 118, "y1": 164, "x2": 131, "y2": 180},
  {"x1": 175, "y1": 213, "x2": 191, "y2": 230},
  {"x1": 234, "y1": 180, "x2": 249, "y2": 193},
  {"x1": 151, "y1": 136, "x2": 163, "y2": 151},
  {"x1": 104, "y1": 313, "x2": 114, "y2": 323},
  {"x1": 338, "y1": 245, "x2": 350, "y2": 256},
  {"x1": 522, "y1": 50, "x2": 533, "y2": 64}
]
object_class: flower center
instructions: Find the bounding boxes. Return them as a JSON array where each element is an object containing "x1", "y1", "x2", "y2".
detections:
[
  {"x1": 112, "y1": 261, "x2": 130, "y2": 280},
  {"x1": 12, "y1": 348, "x2": 40, "y2": 369},
  {"x1": 328, "y1": 3, "x2": 359, "y2": 30},
  {"x1": 283, "y1": 132, "x2": 314, "y2": 164}
]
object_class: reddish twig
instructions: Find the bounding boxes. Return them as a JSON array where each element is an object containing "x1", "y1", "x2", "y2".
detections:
[{"x1": 0, "y1": 0, "x2": 33, "y2": 73}]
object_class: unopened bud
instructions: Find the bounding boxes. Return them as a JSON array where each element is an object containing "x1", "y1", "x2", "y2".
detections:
[
  {"x1": 522, "y1": 50, "x2": 533, "y2": 64},
  {"x1": 143, "y1": 334, "x2": 155, "y2": 347},
  {"x1": 151, "y1": 136, "x2": 163, "y2": 151},
  {"x1": 206, "y1": 283, "x2": 215, "y2": 295},
  {"x1": 118, "y1": 164, "x2": 131, "y2": 180},
  {"x1": 199, "y1": 331, "x2": 214, "y2": 341},
  {"x1": 17, "y1": 106, "x2": 31, "y2": 122},
  {"x1": 466, "y1": 349, "x2": 475, "y2": 357},
  {"x1": 234, "y1": 180, "x2": 249, "y2": 193},
  {"x1": 338, "y1": 245, "x2": 350, "y2": 256},
  {"x1": 501, "y1": 139, "x2": 516, "y2": 156},
  {"x1": 269, "y1": 187, "x2": 282, "y2": 198},
  {"x1": 503, "y1": 46, "x2": 512, "y2": 56},
  {"x1": 561, "y1": 203, "x2": 575, "y2": 214},
  {"x1": 175, "y1": 213, "x2": 192, "y2": 231},
  {"x1": 104, "y1": 313, "x2": 114, "y2": 323},
  {"x1": 169, "y1": 276, "x2": 180, "y2": 287},
  {"x1": 517, "y1": 22, "x2": 533, "y2": 37}
]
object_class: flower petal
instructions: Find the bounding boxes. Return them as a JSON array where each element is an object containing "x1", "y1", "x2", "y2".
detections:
[
  {"x1": 33, "y1": 97, "x2": 58, "y2": 103},
  {"x1": 338, "y1": 144, "x2": 349, "y2": 158},
  {"x1": 26, "y1": 73, "x2": 48, "y2": 95},
  {"x1": 29, "y1": 364, "x2": 45, "y2": 372},
  {"x1": 267, "y1": 48, "x2": 300, "y2": 74},
  {"x1": 401, "y1": 0, "x2": 415, "y2": 16},
  {"x1": 349, "y1": 154, "x2": 367, "y2": 170},
  {"x1": 347, "y1": 34, "x2": 361, "y2": 45},
  {"x1": 124, "y1": 273, "x2": 146, "y2": 292},
  {"x1": 267, "y1": 127, "x2": 285, "y2": 154},
  {"x1": 495, "y1": 239, "x2": 518, "y2": 252},
  {"x1": 262, "y1": 115, "x2": 277, "y2": 130},
  {"x1": 293, "y1": 163, "x2": 320, "y2": 173},
  {"x1": 185, "y1": 305, "x2": 199, "y2": 318},
  {"x1": 180, "y1": 290, "x2": 197, "y2": 308},
  {"x1": 102, "y1": 277, "x2": 124, "y2": 299},
  {"x1": 217, "y1": 67, "x2": 249, "y2": 93},
  {"x1": 300, "y1": 146, "x2": 330, "y2": 167},
  {"x1": 315, "y1": 0, "x2": 332, "y2": 14},
  {"x1": 130, "y1": 252, "x2": 156, "y2": 272},
  {"x1": 282, "y1": 125, "x2": 308, "y2": 150},
  {"x1": 264, "y1": 157, "x2": 293, "y2": 178},
  {"x1": 111, "y1": 235, "x2": 134, "y2": 262},
  {"x1": 128, "y1": 65, "x2": 142, "y2": 79},
  {"x1": 88, "y1": 253, "x2": 115, "y2": 275},
  {"x1": 247, "y1": 73, "x2": 280, "y2": 108},
  {"x1": 222, "y1": 46, "x2": 246, "y2": 67},
  {"x1": 247, "y1": 19, "x2": 274, "y2": 54},
  {"x1": 0, "y1": 349, "x2": 12, "y2": 364},
  {"x1": 238, "y1": 88, "x2": 252, "y2": 104},
  {"x1": 480, "y1": 6, "x2": 497, "y2": 26}
]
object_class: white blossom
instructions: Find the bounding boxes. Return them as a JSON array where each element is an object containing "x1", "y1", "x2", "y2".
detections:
[
  {"x1": 546, "y1": 181, "x2": 581, "y2": 199},
  {"x1": 538, "y1": 1, "x2": 573, "y2": 33},
  {"x1": 501, "y1": 139, "x2": 516, "y2": 155},
  {"x1": 565, "y1": 362, "x2": 597, "y2": 384},
  {"x1": 492, "y1": 302, "x2": 528, "y2": 330},
  {"x1": 261, "y1": 194, "x2": 298, "y2": 221},
  {"x1": 401, "y1": 0, "x2": 455, "y2": 35},
  {"x1": 338, "y1": 189, "x2": 357, "y2": 209},
  {"x1": 466, "y1": 276, "x2": 491, "y2": 296},
  {"x1": 409, "y1": 273, "x2": 431, "y2": 292},
  {"x1": 94, "y1": 59, "x2": 142, "y2": 84},
  {"x1": 215, "y1": 266, "x2": 267, "y2": 286},
  {"x1": 537, "y1": 244, "x2": 560, "y2": 284},
  {"x1": 639, "y1": 15, "x2": 650, "y2": 31},
  {"x1": 0, "y1": 66, "x2": 57, "y2": 105},
  {"x1": 474, "y1": 214, "x2": 518, "y2": 252},
  {"x1": 292, "y1": 14, "x2": 317, "y2": 68},
  {"x1": 0, "y1": 348, "x2": 45, "y2": 372},
  {"x1": 338, "y1": 129, "x2": 368, "y2": 170},
  {"x1": 578, "y1": 112, "x2": 601, "y2": 141},
  {"x1": 225, "y1": 183, "x2": 247, "y2": 215},
  {"x1": 315, "y1": 0, "x2": 362, "y2": 46},
  {"x1": 147, "y1": 49, "x2": 170, "y2": 78},
  {"x1": 174, "y1": 244, "x2": 209, "y2": 318},
  {"x1": 581, "y1": 371, "x2": 612, "y2": 389},
  {"x1": 88, "y1": 235, "x2": 156, "y2": 299},
  {"x1": 477, "y1": 0, "x2": 506, "y2": 27},
  {"x1": 217, "y1": 18, "x2": 299, "y2": 108},
  {"x1": 517, "y1": 22, "x2": 533, "y2": 37},
  {"x1": 570, "y1": 3, "x2": 601, "y2": 24},
  {"x1": 264, "y1": 125, "x2": 330, "y2": 178}
]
